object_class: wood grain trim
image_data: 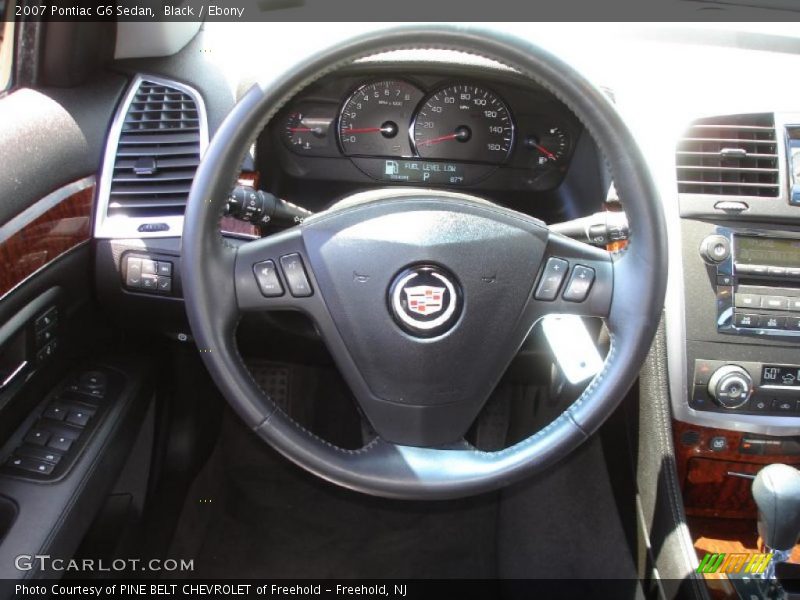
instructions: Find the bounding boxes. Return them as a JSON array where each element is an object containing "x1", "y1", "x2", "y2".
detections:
[
  {"x1": 0, "y1": 178, "x2": 94, "y2": 299},
  {"x1": 674, "y1": 420, "x2": 800, "y2": 519},
  {"x1": 675, "y1": 422, "x2": 800, "y2": 596}
]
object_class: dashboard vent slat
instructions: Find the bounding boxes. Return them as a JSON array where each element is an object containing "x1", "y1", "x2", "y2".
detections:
[
  {"x1": 107, "y1": 78, "x2": 204, "y2": 218},
  {"x1": 676, "y1": 113, "x2": 780, "y2": 198}
]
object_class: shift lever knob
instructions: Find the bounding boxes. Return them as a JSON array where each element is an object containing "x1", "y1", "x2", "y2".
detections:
[{"x1": 753, "y1": 464, "x2": 800, "y2": 552}]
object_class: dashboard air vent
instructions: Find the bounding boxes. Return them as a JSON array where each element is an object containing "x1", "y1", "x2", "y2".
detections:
[
  {"x1": 108, "y1": 79, "x2": 203, "y2": 217},
  {"x1": 676, "y1": 113, "x2": 779, "y2": 198}
]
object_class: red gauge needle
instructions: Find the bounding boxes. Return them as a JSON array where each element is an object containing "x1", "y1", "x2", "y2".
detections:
[
  {"x1": 289, "y1": 126, "x2": 324, "y2": 135},
  {"x1": 342, "y1": 126, "x2": 385, "y2": 134},
  {"x1": 531, "y1": 142, "x2": 556, "y2": 160},
  {"x1": 417, "y1": 132, "x2": 461, "y2": 146}
]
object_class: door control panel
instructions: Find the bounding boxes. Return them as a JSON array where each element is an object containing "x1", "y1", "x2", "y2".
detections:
[{"x1": 1, "y1": 368, "x2": 119, "y2": 480}]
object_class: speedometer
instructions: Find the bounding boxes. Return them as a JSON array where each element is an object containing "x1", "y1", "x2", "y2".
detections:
[
  {"x1": 338, "y1": 80, "x2": 424, "y2": 157},
  {"x1": 412, "y1": 85, "x2": 514, "y2": 164}
]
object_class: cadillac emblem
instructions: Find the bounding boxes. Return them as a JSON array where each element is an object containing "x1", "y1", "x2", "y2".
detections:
[{"x1": 389, "y1": 265, "x2": 462, "y2": 337}]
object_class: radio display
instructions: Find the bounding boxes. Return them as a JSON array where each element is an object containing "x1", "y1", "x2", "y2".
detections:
[
  {"x1": 736, "y1": 236, "x2": 800, "y2": 268},
  {"x1": 762, "y1": 365, "x2": 800, "y2": 386}
]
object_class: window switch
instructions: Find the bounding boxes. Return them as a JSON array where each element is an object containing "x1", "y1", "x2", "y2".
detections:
[
  {"x1": 24, "y1": 429, "x2": 51, "y2": 447},
  {"x1": 47, "y1": 435, "x2": 74, "y2": 452},
  {"x1": 66, "y1": 410, "x2": 92, "y2": 427},
  {"x1": 43, "y1": 403, "x2": 68, "y2": 421},
  {"x1": 17, "y1": 446, "x2": 62, "y2": 464},
  {"x1": 6, "y1": 456, "x2": 55, "y2": 475},
  {"x1": 34, "y1": 308, "x2": 58, "y2": 332}
]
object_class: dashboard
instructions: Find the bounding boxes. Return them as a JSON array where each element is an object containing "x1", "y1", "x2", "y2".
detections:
[{"x1": 259, "y1": 65, "x2": 585, "y2": 209}]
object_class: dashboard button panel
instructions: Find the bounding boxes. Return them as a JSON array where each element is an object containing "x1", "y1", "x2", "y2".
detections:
[{"x1": 123, "y1": 253, "x2": 175, "y2": 296}]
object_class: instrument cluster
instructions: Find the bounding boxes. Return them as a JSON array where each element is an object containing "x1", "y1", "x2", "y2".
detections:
[{"x1": 273, "y1": 72, "x2": 581, "y2": 190}]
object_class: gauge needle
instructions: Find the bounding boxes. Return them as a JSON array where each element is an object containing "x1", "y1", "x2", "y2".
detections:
[
  {"x1": 342, "y1": 126, "x2": 391, "y2": 134},
  {"x1": 289, "y1": 127, "x2": 322, "y2": 134},
  {"x1": 417, "y1": 132, "x2": 462, "y2": 146},
  {"x1": 531, "y1": 142, "x2": 556, "y2": 160}
]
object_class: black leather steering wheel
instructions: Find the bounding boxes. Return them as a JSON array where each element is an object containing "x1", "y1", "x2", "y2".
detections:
[{"x1": 182, "y1": 25, "x2": 667, "y2": 500}]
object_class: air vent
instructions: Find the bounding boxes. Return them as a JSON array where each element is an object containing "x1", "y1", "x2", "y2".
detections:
[
  {"x1": 676, "y1": 113, "x2": 780, "y2": 198},
  {"x1": 107, "y1": 79, "x2": 203, "y2": 218}
]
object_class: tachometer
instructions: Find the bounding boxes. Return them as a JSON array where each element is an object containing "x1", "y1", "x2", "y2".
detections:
[
  {"x1": 413, "y1": 85, "x2": 514, "y2": 164},
  {"x1": 338, "y1": 80, "x2": 424, "y2": 157}
]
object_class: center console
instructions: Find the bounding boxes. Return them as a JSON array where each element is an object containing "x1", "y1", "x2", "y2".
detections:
[
  {"x1": 670, "y1": 112, "x2": 800, "y2": 434},
  {"x1": 668, "y1": 112, "x2": 800, "y2": 597}
]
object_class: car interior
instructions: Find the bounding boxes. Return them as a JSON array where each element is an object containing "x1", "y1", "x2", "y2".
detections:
[{"x1": 2, "y1": 14, "x2": 800, "y2": 600}]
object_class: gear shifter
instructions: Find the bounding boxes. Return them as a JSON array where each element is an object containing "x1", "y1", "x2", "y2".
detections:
[{"x1": 753, "y1": 464, "x2": 800, "y2": 578}]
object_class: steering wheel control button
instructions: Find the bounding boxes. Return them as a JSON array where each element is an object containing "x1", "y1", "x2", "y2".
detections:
[
  {"x1": 253, "y1": 260, "x2": 284, "y2": 297},
  {"x1": 389, "y1": 264, "x2": 462, "y2": 337},
  {"x1": 562, "y1": 265, "x2": 596, "y2": 302},
  {"x1": 534, "y1": 257, "x2": 569, "y2": 301},
  {"x1": 280, "y1": 254, "x2": 313, "y2": 298}
]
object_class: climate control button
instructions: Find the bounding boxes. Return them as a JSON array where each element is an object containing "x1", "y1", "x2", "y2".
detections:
[{"x1": 708, "y1": 365, "x2": 753, "y2": 409}]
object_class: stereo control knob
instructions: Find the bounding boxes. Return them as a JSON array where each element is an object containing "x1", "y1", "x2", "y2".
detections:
[
  {"x1": 700, "y1": 235, "x2": 731, "y2": 264},
  {"x1": 708, "y1": 365, "x2": 753, "y2": 409}
]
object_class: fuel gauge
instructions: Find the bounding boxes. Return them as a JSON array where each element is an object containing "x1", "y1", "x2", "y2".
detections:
[
  {"x1": 282, "y1": 111, "x2": 332, "y2": 154},
  {"x1": 524, "y1": 126, "x2": 570, "y2": 166}
]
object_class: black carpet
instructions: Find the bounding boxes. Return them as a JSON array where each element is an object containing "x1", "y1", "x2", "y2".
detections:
[
  {"x1": 168, "y1": 410, "x2": 498, "y2": 579},
  {"x1": 167, "y1": 363, "x2": 640, "y2": 594}
]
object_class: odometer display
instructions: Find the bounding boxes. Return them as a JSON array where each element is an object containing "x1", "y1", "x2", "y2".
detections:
[{"x1": 413, "y1": 85, "x2": 514, "y2": 164}]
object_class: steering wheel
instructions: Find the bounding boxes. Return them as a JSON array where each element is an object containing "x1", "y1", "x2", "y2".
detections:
[{"x1": 182, "y1": 25, "x2": 667, "y2": 500}]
